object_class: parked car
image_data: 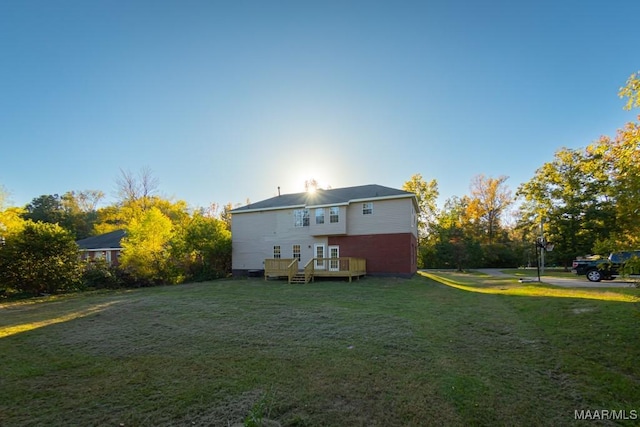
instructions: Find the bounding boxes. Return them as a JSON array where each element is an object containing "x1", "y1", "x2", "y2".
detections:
[{"x1": 572, "y1": 250, "x2": 640, "y2": 282}]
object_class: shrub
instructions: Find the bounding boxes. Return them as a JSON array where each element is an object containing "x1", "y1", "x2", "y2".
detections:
[
  {"x1": 0, "y1": 221, "x2": 82, "y2": 295},
  {"x1": 81, "y1": 259, "x2": 123, "y2": 289}
]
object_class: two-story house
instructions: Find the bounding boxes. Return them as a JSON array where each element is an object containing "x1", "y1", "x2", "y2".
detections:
[{"x1": 231, "y1": 184, "x2": 419, "y2": 280}]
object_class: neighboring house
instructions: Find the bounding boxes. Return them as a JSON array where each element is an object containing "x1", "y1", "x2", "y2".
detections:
[
  {"x1": 76, "y1": 229, "x2": 125, "y2": 266},
  {"x1": 231, "y1": 184, "x2": 419, "y2": 279}
]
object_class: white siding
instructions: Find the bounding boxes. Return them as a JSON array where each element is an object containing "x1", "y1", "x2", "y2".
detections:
[
  {"x1": 346, "y1": 198, "x2": 417, "y2": 237},
  {"x1": 232, "y1": 195, "x2": 418, "y2": 271},
  {"x1": 309, "y1": 205, "x2": 347, "y2": 236},
  {"x1": 232, "y1": 208, "x2": 328, "y2": 270}
]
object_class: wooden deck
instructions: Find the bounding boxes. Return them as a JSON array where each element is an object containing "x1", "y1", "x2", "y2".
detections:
[{"x1": 264, "y1": 257, "x2": 366, "y2": 284}]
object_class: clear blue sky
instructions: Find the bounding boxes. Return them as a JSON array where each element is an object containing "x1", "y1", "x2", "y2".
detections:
[{"x1": 1, "y1": 0, "x2": 638, "y2": 210}]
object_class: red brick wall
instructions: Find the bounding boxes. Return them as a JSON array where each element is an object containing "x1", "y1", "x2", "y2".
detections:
[{"x1": 328, "y1": 233, "x2": 417, "y2": 275}]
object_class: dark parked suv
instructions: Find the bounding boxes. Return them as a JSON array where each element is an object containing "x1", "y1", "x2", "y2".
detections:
[{"x1": 572, "y1": 250, "x2": 640, "y2": 282}]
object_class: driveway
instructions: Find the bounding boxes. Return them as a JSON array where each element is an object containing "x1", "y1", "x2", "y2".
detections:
[{"x1": 475, "y1": 268, "x2": 637, "y2": 288}]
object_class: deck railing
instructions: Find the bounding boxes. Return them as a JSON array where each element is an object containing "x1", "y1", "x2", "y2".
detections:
[
  {"x1": 313, "y1": 257, "x2": 366, "y2": 275},
  {"x1": 311, "y1": 257, "x2": 367, "y2": 282},
  {"x1": 264, "y1": 258, "x2": 295, "y2": 279},
  {"x1": 265, "y1": 257, "x2": 366, "y2": 282},
  {"x1": 304, "y1": 258, "x2": 315, "y2": 283},
  {"x1": 287, "y1": 259, "x2": 298, "y2": 283}
]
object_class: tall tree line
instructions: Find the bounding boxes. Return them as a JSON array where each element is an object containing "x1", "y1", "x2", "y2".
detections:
[
  {"x1": 411, "y1": 71, "x2": 640, "y2": 270},
  {"x1": 0, "y1": 169, "x2": 233, "y2": 295}
]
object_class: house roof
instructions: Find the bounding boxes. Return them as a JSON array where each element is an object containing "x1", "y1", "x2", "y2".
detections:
[
  {"x1": 76, "y1": 229, "x2": 125, "y2": 250},
  {"x1": 231, "y1": 184, "x2": 416, "y2": 213}
]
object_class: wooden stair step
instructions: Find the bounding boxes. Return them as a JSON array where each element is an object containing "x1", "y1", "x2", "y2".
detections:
[{"x1": 290, "y1": 273, "x2": 309, "y2": 284}]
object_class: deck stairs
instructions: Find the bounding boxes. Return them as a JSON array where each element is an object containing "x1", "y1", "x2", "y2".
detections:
[{"x1": 290, "y1": 271, "x2": 311, "y2": 284}]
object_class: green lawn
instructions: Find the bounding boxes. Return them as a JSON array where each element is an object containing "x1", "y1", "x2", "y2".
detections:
[{"x1": 1, "y1": 274, "x2": 639, "y2": 426}]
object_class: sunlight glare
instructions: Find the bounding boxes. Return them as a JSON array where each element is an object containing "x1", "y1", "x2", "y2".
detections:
[{"x1": 0, "y1": 301, "x2": 123, "y2": 339}]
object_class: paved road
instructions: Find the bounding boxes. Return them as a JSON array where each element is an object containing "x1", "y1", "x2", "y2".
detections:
[{"x1": 475, "y1": 268, "x2": 637, "y2": 288}]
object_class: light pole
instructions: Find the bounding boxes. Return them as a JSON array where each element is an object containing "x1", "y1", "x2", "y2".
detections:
[
  {"x1": 539, "y1": 216, "x2": 545, "y2": 275},
  {"x1": 535, "y1": 237, "x2": 555, "y2": 282}
]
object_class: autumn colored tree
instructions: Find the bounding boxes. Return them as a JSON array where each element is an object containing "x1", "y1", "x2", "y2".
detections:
[
  {"x1": 0, "y1": 185, "x2": 8, "y2": 209},
  {"x1": 619, "y1": 70, "x2": 640, "y2": 111},
  {"x1": 0, "y1": 186, "x2": 26, "y2": 238},
  {"x1": 0, "y1": 206, "x2": 26, "y2": 238},
  {"x1": 466, "y1": 175, "x2": 513, "y2": 244},
  {"x1": 419, "y1": 195, "x2": 483, "y2": 269},
  {"x1": 94, "y1": 196, "x2": 190, "y2": 235},
  {"x1": 518, "y1": 72, "x2": 640, "y2": 262}
]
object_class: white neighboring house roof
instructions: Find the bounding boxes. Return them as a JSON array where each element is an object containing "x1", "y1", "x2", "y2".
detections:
[{"x1": 231, "y1": 184, "x2": 418, "y2": 214}]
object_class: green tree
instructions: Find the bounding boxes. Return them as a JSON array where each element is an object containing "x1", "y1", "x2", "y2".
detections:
[
  {"x1": 119, "y1": 207, "x2": 175, "y2": 285},
  {"x1": 593, "y1": 120, "x2": 640, "y2": 248},
  {"x1": 0, "y1": 221, "x2": 82, "y2": 295},
  {"x1": 220, "y1": 202, "x2": 234, "y2": 232},
  {"x1": 172, "y1": 212, "x2": 232, "y2": 281},
  {"x1": 23, "y1": 194, "x2": 65, "y2": 224},
  {"x1": 517, "y1": 146, "x2": 617, "y2": 267},
  {"x1": 402, "y1": 173, "x2": 439, "y2": 241},
  {"x1": 23, "y1": 191, "x2": 104, "y2": 239},
  {"x1": 60, "y1": 190, "x2": 104, "y2": 239}
]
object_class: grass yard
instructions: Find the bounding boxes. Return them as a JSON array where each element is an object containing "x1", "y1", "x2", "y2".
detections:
[{"x1": 1, "y1": 274, "x2": 639, "y2": 426}]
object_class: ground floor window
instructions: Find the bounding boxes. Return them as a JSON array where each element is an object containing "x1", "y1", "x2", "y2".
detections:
[
  {"x1": 273, "y1": 245, "x2": 281, "y2": 259},
  {"x1": 293, "y1": 244, "x2": 301, "y2": 261}
]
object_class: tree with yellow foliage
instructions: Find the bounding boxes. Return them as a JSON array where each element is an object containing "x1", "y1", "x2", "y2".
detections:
[
  {"x1": 466, "y1": 174, "x2": 513, "y2": 244},
  {"x1": 402, "y1": 173, "x2": 439, "y2": 242}
]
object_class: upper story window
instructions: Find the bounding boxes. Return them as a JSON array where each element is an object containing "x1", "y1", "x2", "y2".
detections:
[
  {"x1": 273, "y1": 245, "x2": 281, "y2": 259},
  {"x1": 294, "y1": 209, "x2": 309, "y2": 227},
  {"x1": 315, "y1": 208, "x2": 325, "y2": 224},
  {"x1": 330, "y1": 207, "x2": 339, "y2": 223},
  {"x1": 363, "y1": 202, "x2": 373, "y2": 215}
]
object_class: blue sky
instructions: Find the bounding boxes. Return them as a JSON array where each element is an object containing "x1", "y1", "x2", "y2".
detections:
[{"x1": 1, "y1": 0, "x2": 638, "y2": 210}]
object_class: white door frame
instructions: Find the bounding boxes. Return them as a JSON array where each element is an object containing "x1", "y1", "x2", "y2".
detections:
[
  {"x1": 329, "y1": 245, "x2": 339, "y2": 271},
  {"x1": 314, "y1": 244, "x2": 325, "y2": 269}
]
